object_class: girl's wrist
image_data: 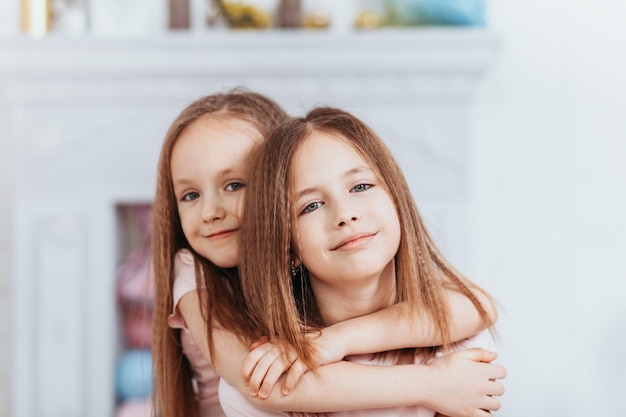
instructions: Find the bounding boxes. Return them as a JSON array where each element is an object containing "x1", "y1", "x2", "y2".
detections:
[{"x1": 319, "y1": 323, "x2": 350, "y2": 362}]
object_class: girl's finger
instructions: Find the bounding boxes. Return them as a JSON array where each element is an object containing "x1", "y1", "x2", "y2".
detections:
[
  {"x1": 282, "y1": 358, "x2": 309, "y2": 395},
  {"x1": 257, "y1": 355, "x2": 294, "y2": 399},
  {"x1": 241, "y1": 342, "x2": 274, "y2": 384},
  {"x1": 248, "y1": 348, "x2": 282, "y2": 396}
]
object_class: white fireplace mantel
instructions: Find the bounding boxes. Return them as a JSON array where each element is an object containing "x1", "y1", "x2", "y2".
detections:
[
  {"x1": 1, "y1": 29, "x2": 498, "y2": 417},
  {"x1": 2, "y1": 29, "x2": 496, "y2": 73},
  {"x1": 1, "y1": 29, "x2": 497, "y2": 101}
]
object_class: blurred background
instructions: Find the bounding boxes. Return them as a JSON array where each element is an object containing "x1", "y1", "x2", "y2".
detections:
[{"x1": 1, "y1": 1, "x2": 625, "y2": 417}]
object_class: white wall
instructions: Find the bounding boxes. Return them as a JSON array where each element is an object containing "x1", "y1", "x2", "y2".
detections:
[
  {"x1": 0, "y1": 100, "x2": 14, "y2": 417},
  {"x1": 0, "y1": 0, "x2": 17, "y2": 408},
  {"x1": 471, "y1": 1, "x2": 626, "y2": 415}
]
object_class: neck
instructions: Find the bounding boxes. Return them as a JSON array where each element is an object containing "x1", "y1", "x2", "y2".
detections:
[{"x1": 310, "y1": 260, "x2": 397, "y2": 326}]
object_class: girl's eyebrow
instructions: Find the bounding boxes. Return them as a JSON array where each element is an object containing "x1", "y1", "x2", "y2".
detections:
[
  {"x1": 172, "y1": 178, "x2": 193, "y2": 187},
  {"x1": 173, "y1": 167, "x2": 240, "y2": 187},
  {"x1": 294, "y1": 165, "x2": 372, "y2": 201},
  {"x1": 214, "y1": 167, "x2": 240, "y2": 178},
  {"x1": 344, "y1": 166, "x2": 371, "y2": 176},
  {"x1": 294, "y1": 186, "x2": 319, "y2": 202}
]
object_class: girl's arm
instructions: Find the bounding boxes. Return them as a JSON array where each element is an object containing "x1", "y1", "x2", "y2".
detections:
[
  {"x1": 243, "y1": 286, "x2": 498, "y2": 395},
  {"x1": 178, "y1": 290, "x2": 505, "y2": 416},
  {"x1": 321, "y1": 287, "x2": 498, "y2": 357},
  {"x1": 216, "y1": 322, "x2": 504, "y2": 415}
]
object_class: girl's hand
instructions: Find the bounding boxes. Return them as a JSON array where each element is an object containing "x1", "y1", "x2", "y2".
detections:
[
  {"x1": 242, "y1": 330, "x2": 346, "y2": 399},
  {"x1": 424, "y1": 348, "x2": 506, "y2": 417},
  {"x1": 242, "y1": 337, "x2": 302, "y2": 399}
]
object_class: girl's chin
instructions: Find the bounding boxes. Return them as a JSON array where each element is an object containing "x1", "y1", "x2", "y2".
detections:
[{"x1": 204, "y1": 253, "x2": 239, "y2": 269}]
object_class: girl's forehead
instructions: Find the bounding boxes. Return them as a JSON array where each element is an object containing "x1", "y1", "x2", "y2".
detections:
[
  {"x1": 290, "y1": 129, "x2": 392, "y2": 196},
  {"x1": 290, "y1": 131, "x2": 370, "y2": 184},
  {"x1": 218, "y1": 115, "x2": 263, "y2": 140},
  {"x1": 184, "y1": 114, "x2": 263, "y2": 144},
  {"x1": 297, "y1": 130, "x2": 348, "y2": 153},
  {"x1": 170, "y1": 115, "x2": 261, "y2": 178},
  {"x1": 296, "y1": 130, "x2": 368, "y2": 168}
]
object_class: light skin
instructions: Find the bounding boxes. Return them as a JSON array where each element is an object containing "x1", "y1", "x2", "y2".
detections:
[
  {"x1": 292, "y1": 132, "x2": 402, "y2": 326},
  {"x1": 170, "y1": 116, "x2": 505, "y2": 415},
  {"x1": 292, "y1": 132, "x2": 401, "y2": 324},
  {"x1": 172, "y1": 116, "x2": 258, "y2": 268}
]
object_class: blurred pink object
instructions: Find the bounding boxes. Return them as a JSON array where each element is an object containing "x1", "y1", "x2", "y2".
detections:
[
  {"x1": 117, "y1": 205, "x2": 155, "y2": 348},
  {"x1": 118, "y1": 245, "x2": 155, "y2": 303},
  {"x1": 120, "y1": 301, "x2": 153, "y2": 349}
]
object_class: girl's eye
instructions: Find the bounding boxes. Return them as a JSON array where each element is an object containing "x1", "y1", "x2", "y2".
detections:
[
  {"x1": 351, "y1": 183, "x2": 372, "y2": 193},
  {"x1": 225, "y1": 182, "x2": 245, "y2": 192},
  {"x1": 301, "y1": 201, "x2": 323, "y2": 214},
  {"x1": 182, "y1": 191, "x2": 200, "y2": 201}
]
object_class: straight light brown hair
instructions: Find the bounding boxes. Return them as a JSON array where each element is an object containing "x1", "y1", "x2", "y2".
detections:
[
  {"x1": 151, "y1": 89, "x2": 288, "y2": 417},
  {"x1": 240, "y1": 107, "x2": 495, "y2": 369}
]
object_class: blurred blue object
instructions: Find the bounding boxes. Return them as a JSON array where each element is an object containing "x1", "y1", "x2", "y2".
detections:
[
  {"x1": 390, "y1": 0, "x2": 486, "y2": 26},
  {"x1": 115, "y1": 350, "x2": 153, "y2": 401}
]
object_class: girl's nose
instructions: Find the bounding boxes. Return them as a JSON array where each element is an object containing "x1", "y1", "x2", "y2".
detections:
[
  {"x1": 337, "y1": 216, "x2": 358, "y2": 227},
  {"x1": 335, "y1": 207, "x2": 359, "y2": 228},
  {"x1": 202, "y1": 196, "x2": 226, "y2": 222}
]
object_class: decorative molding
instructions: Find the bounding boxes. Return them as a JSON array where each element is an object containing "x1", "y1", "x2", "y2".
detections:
[{"x1": 35, "y1": 213, "x2": 86, "y2": 416}]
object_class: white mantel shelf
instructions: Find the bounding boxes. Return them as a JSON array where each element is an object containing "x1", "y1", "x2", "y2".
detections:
[
  {"x1": 1, "y1": 29, "x2": 498, "y2": 74},
  {"x1": 0, "y1": 29, "x2": 498, "y2": 102},
  {"x1": 5, "y1": 28, "x2": 498, "y2": 417}
]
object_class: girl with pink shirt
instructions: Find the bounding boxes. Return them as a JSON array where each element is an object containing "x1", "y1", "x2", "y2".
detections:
[
  {"x1": 151, "y1": 91, "x2": 505, "y2": 417},
  {"x1": 225, "y1": 106, "x2": 505, "y2": 416}
]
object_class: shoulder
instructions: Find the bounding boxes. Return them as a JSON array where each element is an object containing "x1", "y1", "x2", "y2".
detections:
[
  {"x1": 172, "y1": 249, "x2": 200, "y2": 297},
  {"x1": 168, "y1": 249, "x2": 202, "y2": 328},
  {"x1": 175, "y1": 248, "x2": 195, "y2": 268},
  {"x1": 174, "y1": 249, "x2": 199, "y2": 281}
]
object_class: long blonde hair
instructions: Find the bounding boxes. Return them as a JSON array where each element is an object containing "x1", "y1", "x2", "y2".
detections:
[
  {"x1": 151, "y1": 89, "x2": 288, "y2": 417},
  {"x1": 240, "y1": 107, "x2": 494, "y2": 368}
]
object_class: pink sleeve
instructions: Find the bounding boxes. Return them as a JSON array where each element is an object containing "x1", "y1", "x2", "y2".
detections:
[{"x1": 167, "y1": 249, "x2": 202, "y2": 330}]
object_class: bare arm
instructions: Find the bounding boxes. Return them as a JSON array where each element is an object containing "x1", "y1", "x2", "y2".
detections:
[
  {"x1": 323, "y1": 287, "x2": 498, "y2": 358},
  {"x1": 178, "y1": 290, "x2": 504, "y2": 415},
  {"x1": 243, "y1": 287, "x2": 497, "y2": 394},
  {"x1": 223, "y1": 342, "x2": 503, "y2": 414}
]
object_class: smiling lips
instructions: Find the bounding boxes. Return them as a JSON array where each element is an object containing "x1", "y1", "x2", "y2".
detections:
[
  {"x1": 206, "y1": 229, "x2": 237, "y2": 241},
  {"x1": 332, "y1": 232, "x2": 377, "y2": 251}
]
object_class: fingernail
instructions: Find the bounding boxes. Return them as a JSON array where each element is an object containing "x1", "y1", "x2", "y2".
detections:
[
  {"x1": 259, "y1": 390, "x2": 268, "y2": 398},
  {"x1": 282, "y1": 387, "x2": 291, "y2": 395},
  {"x1": 248, "y1": 388, "x2": 257, "y2": 397}
]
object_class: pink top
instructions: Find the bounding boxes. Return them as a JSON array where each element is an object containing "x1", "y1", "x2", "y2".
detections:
[
  {"x1": 219, "y1": 330, "x2": 495, "y2": 417},
  {"x1": 167, "y1": 249, "x2": 226, "y2": 417}
]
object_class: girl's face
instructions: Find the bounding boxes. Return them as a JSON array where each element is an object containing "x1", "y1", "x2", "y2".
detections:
[
  {"x1": 171, "y1": 115, "x2": 261, "y2": 268},
  {"x1": 291, "y1": 131, "x2": 401, "y2": 296}
]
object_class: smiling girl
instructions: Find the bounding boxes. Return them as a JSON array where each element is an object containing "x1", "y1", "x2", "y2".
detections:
[{"x1": 227, "y1": 106, "x2": 506, "y2": 416}]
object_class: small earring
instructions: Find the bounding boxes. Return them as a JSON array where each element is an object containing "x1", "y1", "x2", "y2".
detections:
[{"x1": 290, "y1": 261, "x2": 298, "y2": 277}]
